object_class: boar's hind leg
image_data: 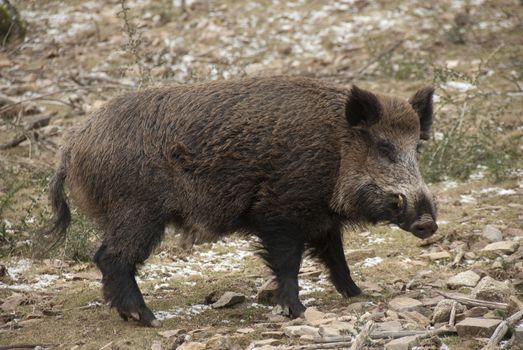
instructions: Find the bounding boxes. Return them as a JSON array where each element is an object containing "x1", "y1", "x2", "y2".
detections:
[
  {"x1": 309, "y1": 231, "x2": 361, "y2": 298},
  {"x1": 258, "y1": 224, "x2": 306, "y2": 319},
  {"x1": 93, "y1": 217, "x2": 164, "y2": 327}
]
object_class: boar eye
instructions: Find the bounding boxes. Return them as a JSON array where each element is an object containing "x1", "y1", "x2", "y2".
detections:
[{"x1": 377, "y1": 141, "x2": 397, "y2": 162}]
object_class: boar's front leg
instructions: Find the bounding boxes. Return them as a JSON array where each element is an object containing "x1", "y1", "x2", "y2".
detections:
[
  {"x1": 258, "y1": 222, "x2": 306, "y2": 318},
  {"x1": 309, "y1": 230, "x2": 361, "y2": 298}
]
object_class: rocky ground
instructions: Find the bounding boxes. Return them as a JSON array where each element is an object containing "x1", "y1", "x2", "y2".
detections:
[{"x1": 1, "y1": 0, "x2": 522, "y2": 349}]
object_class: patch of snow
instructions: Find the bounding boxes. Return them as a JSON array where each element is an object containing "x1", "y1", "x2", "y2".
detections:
[
  {"x1": 6, "y1": 259, "x2": 31, "y2": 279},
  {"x1": 443, "y1": 81, "x2": 476, "y2": 92},
  {"x1": 299, "y1": 279, "x2": 325, "y2": 295},
  {"x1": 477, "y1": 187, "x2": 516, "y2": 196},
  {"x1": 459, "y1": 194, "x2": 476, "y2": 204},
  {"x1": 368, "y1": 236, "x2": 386, "y2": 244},
  {"x1": 155, "y1": 304, "x2": 210, "y2": 320},
  {"x1": 360, "y1": 257, "x2": 383, "y2": 267},
  {"x1": 441, "y1": 180, "x2": 459, "y2": 191}
]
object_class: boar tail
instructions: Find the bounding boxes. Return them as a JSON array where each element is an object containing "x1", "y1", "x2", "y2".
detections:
[{"x1": 41, "y1": 155, "x2": 71, "y2": 247}]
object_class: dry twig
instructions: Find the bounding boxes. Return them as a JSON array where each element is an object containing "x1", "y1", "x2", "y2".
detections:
[{"x1": 482, "y1": 309, "x2": 523, "y2": 350}]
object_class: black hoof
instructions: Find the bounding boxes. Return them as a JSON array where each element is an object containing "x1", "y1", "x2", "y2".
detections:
[
  {"x1": 338, "y1": 284, "x2": 362, "y2": 298},
  {"x1": 116, "y1": 305, "x2": 160, "y2": 327}
]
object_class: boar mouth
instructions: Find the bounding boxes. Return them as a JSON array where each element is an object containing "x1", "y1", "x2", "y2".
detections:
[{"x1": 397, "y1": 215, "x2": 438, "y2": 239}]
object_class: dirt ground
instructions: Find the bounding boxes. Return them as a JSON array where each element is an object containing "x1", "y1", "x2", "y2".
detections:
[{"x1": 0, "y1": 0, "x2": 522, "y2": 349}]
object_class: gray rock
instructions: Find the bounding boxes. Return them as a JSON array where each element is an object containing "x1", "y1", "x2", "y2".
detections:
[
  {"x1": 432, "y1": 299, "x2": 466, "y2": 323},
  {"x1": 211, "y1": 292, "x2": 245, "y2": 308},
  {"x1": 304, "y1": 307, "x2": 327, "y2": 324},
  {"x1": 420, "y1": 251, "x2": 451, "y2": 260},
  {"x1": 385, "y1": 335, "x2": 419, "y2": 350},
  {"x1": 464, "y1": 307, "x2": 489, "y2": 318},
  {"x1": 480, "y1": 225, "x2": 503, "y2": 242},
  {"x1": 158, "y1": 329, "x2": 186, "y2": 338},
  {"x1": 471, "y1": 276, "x2": 512, "y2": 303},
  {"x1": 346, "y1": 248, "x2": 376, "y2": 262},
  {"x1": 319, "y1": 321, "x2": 355, "y2": 338},
  {"x1": 514, "y1": 323, "x2": 523, "y2": 346},
  {"x1": 389, "y1": 297, "x2": 423, "y2": 312},
  {"x1": 456, "y1": 317, "x2": 501, "y2": 338},
  {"x1": 283, "y1": 325, "x2": 320, "y2": 338},
  {"x1": 373, "y1": 320, "x2": 403, "y2": 334},
  {"x1": 446, "y1": 270, "x2": 481, "y2": 289},
  {"x1": 176, "y1": 343, "x2": 206, "y2": 350},
  {"x1": 257, "y1": 278, "x2": 278, "y2": 305},
  {"x1": 481, "y1": 241, "x2": 519, "y2": 255}
]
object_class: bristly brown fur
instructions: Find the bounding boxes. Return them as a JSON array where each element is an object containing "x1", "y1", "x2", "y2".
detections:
[{"x1": 44, "y1": 76, "x2": 437, "y2": 326}]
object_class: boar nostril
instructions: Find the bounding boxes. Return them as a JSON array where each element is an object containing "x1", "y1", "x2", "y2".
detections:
[{"x1": 410, "y1": 220, "x2": 438, "y2": 236}]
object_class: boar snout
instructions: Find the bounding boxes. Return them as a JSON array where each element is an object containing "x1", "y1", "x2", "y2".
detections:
[
  {"x1": 395, "y1": 191, "x2": 438, "y2": 239},
  {"x1": 409, "y1": 214, "x2": 438, "y2": 239}
]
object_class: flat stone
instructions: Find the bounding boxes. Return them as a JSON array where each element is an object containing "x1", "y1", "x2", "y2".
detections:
[
  {"x1": 346, "y1": 248, "x2": 376, "y2": 262},
  {"x1": 283, "y1": 325, "x2": 320, "y2": 338},
  {"x1": 471, "y1": 276, "x2": 512, "y2": 303},
  {"x1": 432, "y1": 299, "x2": 466, "y2": 323},
  {"x1": 481, "y1": 241, "x2": 519, "y2": 255},
  {"x1": 456, "y1": 317, "x2": 502, "y2": 338},
  {"x1": 373, "y1": 320, "x2": 403, "y2": 333},
  {"x1": 261, "y1": 331, "x2": 285, "y2": 339},
  {"x1": 385, "y1": 335, "x2": 419, "y2": 350},
  {"x1": 389, "y1": 297, "x2": 423, "y2": 312},
  {"x1": 403, "y1": 311, "x2": 431, "y2": 327},
  {"x1": 236, "y1": 327, "x2": 255, "y2": 334},
  {"x1": 1, "y1": 293, "x2": 25, "y2": 312},
  {"x1": 319, "y1": 320, "x2": 355, "y2": 338},
  {"x1": 247, "y1": 338, "x2": 282, "y2": 350},
  {"x1": 514, "y1": 323, "x2": 523, "y2": 345},
  {"x1": 421, "y1": 296, "x2": 444, "y2": 307},
  {"x1": 158, "y1": 329, "x2": 186, "y2": 338},
  {"x1": 211, "y1": 292, "x2": 245, "y2": 308},
  {"x1": 304, "y1": 307, "x2": 327, "y2": 324},
  {"x1": 465, "y1": 307, "x2": 489, "y2": 318},
  {"x1": 446, "y1": 270, "x2": 481, "y2": 289},
  {"x1": 480, "y1": 225, "x2": 503, "y2": 242},
  {"x1": 420, "y1": 251, "x2": 451, "y2": 260},
  {"x1": 346, "y1": 301, "x2": 373, "y2": 313},
  {"x1": 257, "y1": 278, "x2": 278, "y2": 305},
  {"x1": 176, "y1": 343, "x2": 206, "y2": 350}
]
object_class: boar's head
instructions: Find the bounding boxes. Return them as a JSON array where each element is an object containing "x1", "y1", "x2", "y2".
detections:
[{"x1": 333, "y1": 85, "x2": 438, "y2": 239}]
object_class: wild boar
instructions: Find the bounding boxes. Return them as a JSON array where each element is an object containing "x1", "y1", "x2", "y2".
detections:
[{"x1": 43, "y1": 76, "x2": 438, "y2": 327}]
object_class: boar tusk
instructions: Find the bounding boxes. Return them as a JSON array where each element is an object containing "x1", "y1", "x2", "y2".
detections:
[{"x1": 398, "y1": 194, "x2": 404, "y2": 209}]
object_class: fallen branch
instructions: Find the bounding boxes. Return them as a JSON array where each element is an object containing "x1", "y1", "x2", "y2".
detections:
[
  {"x1": 370, "y1": 325, "x2": 456, "y2": 340},
  {"x1": 292, "y1": 342, "x2": 353, "y2": 349},
  {"x1": 0, "y1": 344, "x2": 53, "y2": 350},
  {"x1": 449, "y1": 301, "x2": 458, "y2": 326},
  {"x1": 350, "y1": 320, "x2": 374, "y2": 350},
  {"x1": 0, "y1": 134, "x2": 27, "y2": 150},
  {"x1": 482, "y1": 309, "x2": 523, "y2": 350},
  {"x1": 0, "y1": 88, "x2": 81, "y2": 115},
  {"x1": 436, "y1": 291, "x2": 509, "y2": 310}
]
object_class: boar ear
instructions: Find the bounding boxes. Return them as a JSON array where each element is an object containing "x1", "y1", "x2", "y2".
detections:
[
  {"x1": 346, "y1": 85, "x2": 382, "y2": 127},
  {"x1": 409, "y1": 87, "x2": 434, "y2": 140}
]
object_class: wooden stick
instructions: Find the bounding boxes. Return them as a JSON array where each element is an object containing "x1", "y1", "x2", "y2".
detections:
[
  {"x1": 0, "y1": 344, "x2": 53, "y2": 350},
  {"x1": 450, "y1": 246, "x2": 465, "y2": 268},
  {"x1": 436, "y1": 291, "x2": 509, "y2": 310},
  {"x1": 292, "y1": 342, "x2": 352, "y2": 349},
  {"x1": 482, "y1": 309, "x2": 523, "y2": 350},
  {"x1": 370, "y1": 325, "x2": 456, "y2": 340},
  {"x1": 449, "y1": 301, "x2": 457, "y2": 326},
  {"x1": 350, "y1": 320, "x2": 374, "y2": 350}
]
